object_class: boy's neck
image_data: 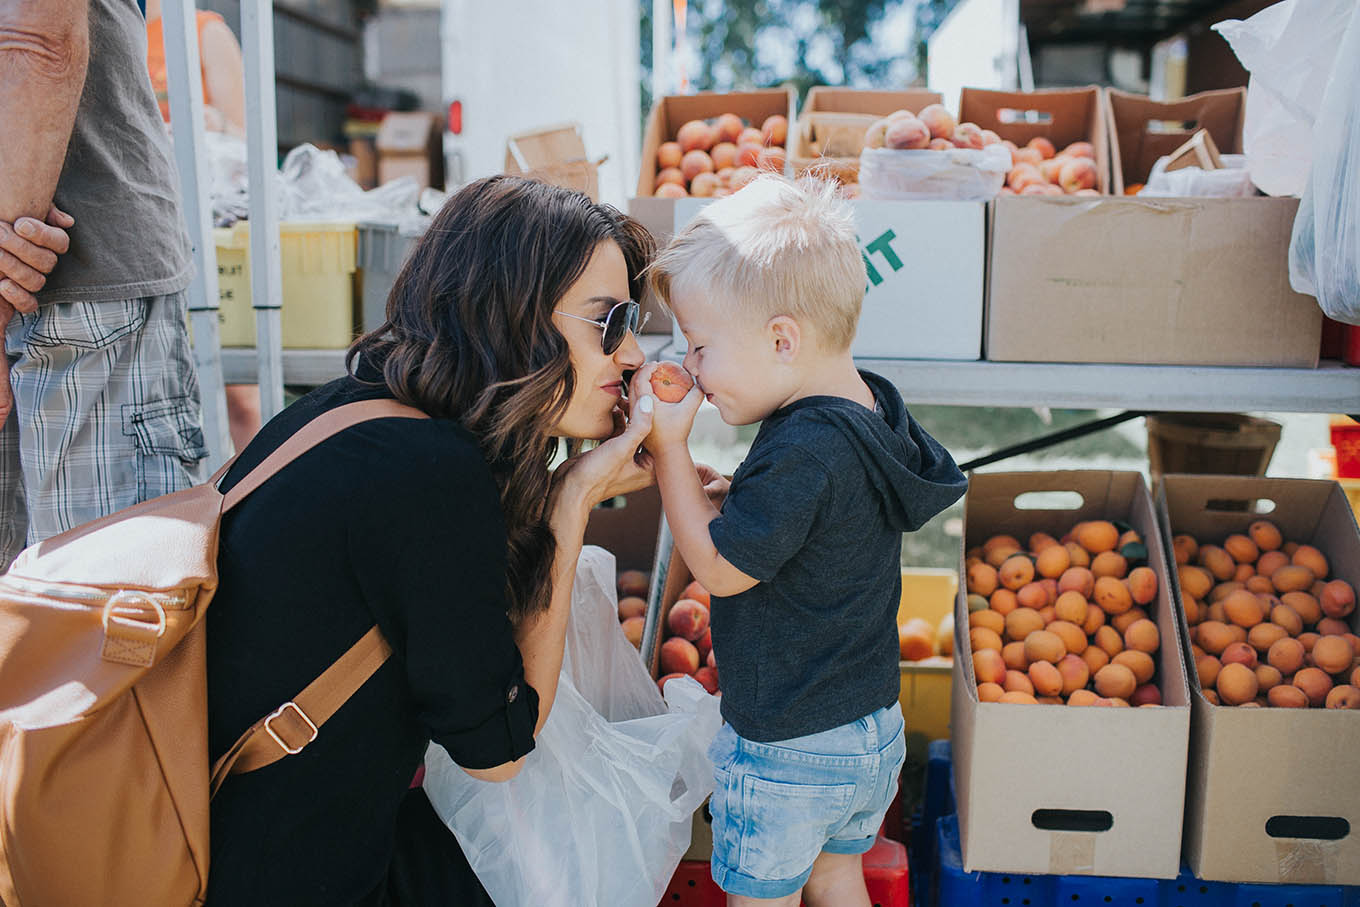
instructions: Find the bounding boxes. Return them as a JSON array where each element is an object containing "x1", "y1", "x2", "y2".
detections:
[{"x1": 780, "y1": 352, "x2": 875, "y2": 412}]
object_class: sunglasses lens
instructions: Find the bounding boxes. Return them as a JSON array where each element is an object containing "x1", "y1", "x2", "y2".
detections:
[{"x1": 602, "y1": 302, "x2": 639, "y2": 354}]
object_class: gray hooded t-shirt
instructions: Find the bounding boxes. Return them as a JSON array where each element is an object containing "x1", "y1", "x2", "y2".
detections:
[
  {"x1": 41, "y1": 0, "x2": 192, "y2": 303},
  {"x1": 708, "y1": 370, "x2": 967, "y2": 742}
]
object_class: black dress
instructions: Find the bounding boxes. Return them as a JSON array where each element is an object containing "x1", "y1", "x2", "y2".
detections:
[{"x1": 205, "y1": 365, "x2": 538, "y2": 905}]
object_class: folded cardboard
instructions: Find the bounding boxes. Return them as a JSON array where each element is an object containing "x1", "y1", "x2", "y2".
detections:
[
  {"x1": 1164, "y1": 129, "x2": 1224, "y2": 175},
  {"x1": 959, "y1": 86, "x2": 1111, "y2": 194},
  {"x1": 1155, "y1": 474, "x2": 1360, "y2": 885},
  {"x1": 985, "y1": 195, "x2": 1322, "y2": 367},
  {"x1": 789, "y1": 88, "x2": 943, "y2": 180},
  {"x1": 503, "y1": 122, "x2": 606, "y2": 202},
  {"x1": 376, "y1": 111, "x2": 444, "y2": 190},
  {"x1": 1106, "y1": 88, "x2": 1245, "y2": 194},
  {"x1": 952, "y1": 471, "x2": 1191, "y2": 879},
  {"x1": 669, "y1": 197, "x2": 984, "y2": 360}
]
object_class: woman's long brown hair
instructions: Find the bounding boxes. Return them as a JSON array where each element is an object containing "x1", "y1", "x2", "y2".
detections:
[{"x1": 348, "y1": 176, "x2": 654, "y2": 623}]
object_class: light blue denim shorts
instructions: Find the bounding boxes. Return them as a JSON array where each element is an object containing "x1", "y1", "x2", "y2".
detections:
[{"x1": 706, "y1": 703, "x2": 906, "y2": 899}]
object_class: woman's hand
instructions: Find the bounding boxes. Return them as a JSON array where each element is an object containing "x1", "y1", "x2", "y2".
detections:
[
  {"x1": 628, "y1": 362, "x2": 701, "y2": 453},
  {"x1": 552, "y1": 393, "x2": 656, "y2": 516}
]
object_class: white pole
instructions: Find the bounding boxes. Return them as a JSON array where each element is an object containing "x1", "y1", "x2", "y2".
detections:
[
  {"x1": 652, "y1": 0, "x2": 671, "y2": 104},
  {"x1": 241, "y1": 0, "x2": 286, "y2": 421},
  {"x1": 160, "y1": 0, "x2": 232, "y2": 467}
]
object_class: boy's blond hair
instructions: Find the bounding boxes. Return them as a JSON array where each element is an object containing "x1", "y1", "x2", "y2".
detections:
[{"x1": 648, "y1": 175, "x2": 866, "y2": 351}]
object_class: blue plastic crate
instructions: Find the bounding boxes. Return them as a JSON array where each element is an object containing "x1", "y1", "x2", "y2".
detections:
[
  {"x1": 937, "y1": 814, "x2": 1057, "y2": 906},
  {"x1": 1229, "y1": 882, "x2": 1351, "y2": 907},
  {"x1": 1159, "y1": 867, "x2": 1232, "y2": 907}
]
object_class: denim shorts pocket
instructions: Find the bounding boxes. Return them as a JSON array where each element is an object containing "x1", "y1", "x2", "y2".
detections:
[
  {"x1": 25, "y1": 299, "x2": 147, "y2": 350},
  {"x1": 737, "y1": 774, "x2": 855, "y2": 880}
]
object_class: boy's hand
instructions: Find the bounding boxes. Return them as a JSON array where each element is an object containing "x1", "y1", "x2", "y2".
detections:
[
  {"x1": 695, "y1": 462, "x2": 730, "y2": 505},
  {"x1": 630, "y1": 362, "x2": 702, "y2": 452},
  {"x1": 0, "y1": 205, "x2": 74, "y2": 315}
]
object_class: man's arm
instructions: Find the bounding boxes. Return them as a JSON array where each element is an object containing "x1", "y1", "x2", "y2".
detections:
[{"x1": 0, "y1": 0, "x2": 89, "y2": 222}]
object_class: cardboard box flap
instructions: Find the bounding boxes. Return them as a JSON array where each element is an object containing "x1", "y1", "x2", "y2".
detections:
[
  {"x1": 1105, "y1": 87, "x2": 1245, "y2": 193},
  {"x1": 1157, "y1": 474, "x2": 1341, "y2": 546},
  {"x1": 376, "y1": 112, "x2": 441, "y2": 154},
  {"x1": 960, "y1": 86, "x2": 1109, "y2": 194},
  {"x1": 796, "y1": 112, "x2": 880, "y2": 158},
  {"x1": 803, "y1": 87, "x2": 942, "y2": 116},
  {"x1": 504, "y1": 122, "x2": 590, "y2": 172},
  {"x1": 1164, "y1": 129, "x2": 1224, "y2": 174}
]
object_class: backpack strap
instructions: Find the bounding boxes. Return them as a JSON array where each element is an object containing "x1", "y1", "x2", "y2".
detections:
[
  {"x1": 210, "y1": 397, "x2": 429, "y2": 796},
  {"x1": 210, "y1": 626, "x2": 392, "y2": 797}
]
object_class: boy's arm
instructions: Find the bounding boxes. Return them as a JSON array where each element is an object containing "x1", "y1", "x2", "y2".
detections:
[{"x1": 652, "y1": 443, "x2": 757, "y2": 597}]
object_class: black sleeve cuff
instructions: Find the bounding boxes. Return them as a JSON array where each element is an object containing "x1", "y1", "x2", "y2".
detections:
[{"x1": 431, "y1": 677, "x2": 539, "y2": 770}]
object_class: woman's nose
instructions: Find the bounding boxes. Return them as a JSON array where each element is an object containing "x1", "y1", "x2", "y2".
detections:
[{"x1": 615, "y1": 328, "x2": 645, "y2": 368}]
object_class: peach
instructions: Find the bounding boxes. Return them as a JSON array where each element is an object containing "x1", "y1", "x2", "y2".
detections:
[
  {"x1": 1091, "y1": 551, "x2": 1128, "y2": 579},
  {"x1": 681, "y1": 580, "x2": 711, "y2": 608},
  {"x1": 980, "y1": 129, "x2": 1001, "y2": 146},
  {"x1": 618, "y1": 569, "x2": 650, "y2": 598},
  {"x1": 927, "y1": 137, "x2": 954, "y2": 150},
  {"x1": 657, "y1": 141, "x2": 684, "y2": 170},
  {"x1": 621, "y1": 615, "x2": 645, "y2": 647},
  {"x1": 1311, "y1": 635, "x2": 1354, "y2": 675},
  {"x1": 1217, "y1": 662, "x2": 1259, "y2": 705},
  {"x1": 695, "y1": 628, "x2": 713, "y2": 661},
  {"x1": 978, "y1": 681, "x2": 1005, "y2": 702},
  {"x1": 1320, "y1": 579, "x2": 1355, "y2": 619},
  {"x1": 917, "y1": 104, "x2": 956, "y2": 140},
  {"x1": 1062, "y1": 141, "x2": 1095, "y2": 159},
  {"x1": 681, "y1": 149, "x2": 715, "y2": 181},
  {"x1": 760, "y1": 115, "x2": 787, "y2": 146},
  {"x1": 1011, "y1": 146, "x2": 1043, "y2": 167},
  {"x1": 952, "y1": 122, "x2": 984, "y2": 150},
  {"x1": 864, "y1": 119, "x2": 889, "y2": 149},
  {"x1": 1027, "y1": 136, "x2": 1056, "y2": 159},
  {"x1": 1173, "y1": 534, "x2": 1198, "y2": 565},
  {"x1": 1028, "y1": 660, "x2": 1064, "y2": 697},
  {"x1": 1268, "y1": 684, "x2": 1309, "y2": 708},
  {"x1": 667, "y1": 598, "x2": 710, "y2": 641},
  {"x1": 1094, "y1": 663, "x2": 1137, "y2": 700},
  {"x1": 737, "y1": 142, "x2": 764, "y2": 169},
  {"x1": 973, "y1": 648, "x2": 1007, "y2": 686},
  {"x1": 706, "y1": 648, "x2": 717, "y2": 669},
  {"x1": 660, "y1": 636, "x2": 700, "y2": 675},
  {"x1": 677, "y1": 119, "x2": 715, "y2": 153},
  {"x1": 1113, "y1": 649, "x2": 1155, "y2": 686},
  {"x1": 710, "y1": 142, "x2": 739, "y2": 171},
  {"x1": 650, "y1": 361, "x2": 694, "y2": 402},
  {"x1": 886, "y1": 116, "x2": 931, "y2": 150},
  {"x1": 756, "y1": 147, "x2": 785, "y2": 172},
  {"x1": 654, "y1": 182, "x2": 687, "y2": 199},
  {"x1": 1221, "y1": 641, "x2": 1258, "y2": 670},
  {"x1": 689, "y1": 172, "x2": 721, "y2": 197},
  {"x1": 714, "y1": 112, "x2": 744, "y2": 144},
  {"x1": 618, "y1": 596, "x2": 646, "y2": 620},
  {"x1": 657, "y1": 672, "x2": 690, "y2": 693},
  {"x1": 1057, "y1": 654, "x2": 1090, "y2": 695},
  {"x1": 1059, "y1": 157, "x2": 1097, "y2": 194},
  {"x1": 1326, "y1": 685, "x2": 1360, "y2": 709},
  {"x1": 655, "y1": 167, "x2": 686, "y2": 189},
  {"x1": 1124, "y1": 619, "x2": 1160, "y2": 654},
  {"x1": 693, "y1": 665, "x2": 720, "y2": 694},
  {"x1": 999, "y1": 555, "x2": 1036, "y2": 591},
  {"x1": 728, "y1": 166, "x2": 759, "y2": 190},
  {"x1": 1293, "y1": 667, "x2": 1333, "y2": 707},
  {"x1": 1038, "y1": 156, "x2": 1066, "y2": 184},
  {"x1": 738, "y1": 126, "x2": 763, "y2": 146}
]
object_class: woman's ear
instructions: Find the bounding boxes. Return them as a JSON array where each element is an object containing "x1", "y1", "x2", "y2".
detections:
[{"x1": 768, "y1": 315, "x2": 800, "y2": 362}]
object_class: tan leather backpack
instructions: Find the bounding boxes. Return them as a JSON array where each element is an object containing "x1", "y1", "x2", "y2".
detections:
[{"x1": 0, "y1": 398, "x2": 427, "y2": 906}]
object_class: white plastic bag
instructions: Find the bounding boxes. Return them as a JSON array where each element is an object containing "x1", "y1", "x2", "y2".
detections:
[
  {"x1": 1288, "y1": 4, "x2": 1360, "y2": 323},
  {"x1": 858, "y1": 144, "x2": 1012, "y2": 201},
  {"x1": 1213, "y1": 0, "x2": 1355, "y2": 196},
  {"x1": 1140, "y1": 154, "x2": 1256, "y2": 197},
  {"x1": 422, "y1": 546, "x2": 722, "y2": 907}
]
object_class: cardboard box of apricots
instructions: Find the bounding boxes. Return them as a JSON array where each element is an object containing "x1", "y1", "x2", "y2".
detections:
[
  {"x1": 952, "y1": 470, "x2": 1191, "y2": 879},
  {"x1": 1155, "y1": 474, "x2": 1360, "y2": 885},
  {"x1": 987, "y1": 86, "x2": 1321, "y2": 368}
]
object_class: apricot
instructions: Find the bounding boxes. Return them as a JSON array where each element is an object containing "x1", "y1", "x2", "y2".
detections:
[
  {"x1": 1002, "y1": 641, "x2": 1029, "y2": 671},
  {"x1": 760, "y1": 114, "x2": 787, "y2": 146},
  {"x1": 1249, "y1": 520, "x2": 1283, "y2": 551},
  {"x1": 1203, "y1": 689, "x2": 1221, "y2": 706},
  {"x1": 1004, "y1": 669, "x2": 1035, "y2": 695},
  {"x1": 1247, "y1": 622, "x2": 1288, "y2": 654},
  {"x1": 619, "y1": 596, "x2": 646, "y2": 620},
  {"x1": 1114, "y1": 649, "x2": 1156, "y2": 685},
  {"x1": 969, "y1": 609, "x2": 1006, "y2": 636},
  {"x1": 1311, "y1": 635, "x2": 1354, "y2": 675},
  {"x1": 1293, "y1": 667, "x2": 1333, "y2": 707},
  {"x1": 1255, "y1": 664, "x2": 1283, "y2": 693},
  {"x1": 1220, "y1": 641, "x2": 1258, "y2": 670},
  {"x1": 1024, "y1": 629, "x2": 1066, "y2": 664},
  {"x1": 1328, "y1": 685, "x2": 1360, "y2": 709},
  {"x1": 650, "y1": 362, "x2": 694, "y2": 403},
  {"x1": 1183, "y1": 597, "x2": 1202, "y2": 625},
  {"x1": 1073, "y1": 520, "x2": 1118, "y2": 554},
  {"x1": 1270, "y1": 603, "x2": 1304, "y2": 637},
  {"x1": 660, "y1": 636, "x2": 700, "y2": 674},
  {"x1": 1131, "y1": 684, "x2": 1162, "y2": 706},
  {"x1": 1094, "y1": 575, "x2": 1133, "y2": 615},
  {"x1": 1246, "y1": 575, "x2": 1276, "y2": 595},
  {"x1": 1197, "y1": 621, "x2": 1236, "y2": 656},
  {"x1": 1353, "y1": 665, "x2": 1360, "y2": 688},
  {"x1": 1210, "y1": 581, "x2": 1245, "y2": 604},
  {"x1": 918, "y1": 104, "x2": 956, "y2": 141},
  {"x1": 1195, "y1": 654, "x2": 1221, "y2": 689},
  {"x1": 1223, "y1": 534, "x2": 1259, "y2": 565},
  {"x1": 1082, "y1": 603, "x2": 1106, "y2": 636},
  {"x1": 1317, "y1": 617, "x2": 1351, "y2": 638},
  {"x1": 1040, "y1": 578, "x2": 1060, "y2": 604},
  {"x1": 1036, "y1": 544, "x2": 1070, "y2": 579},
  {"x1": 967, "y1": 593, "x2": 991, "y2": 613},
  {"x1": 989, "y1": 588, "x2": 1019, "y2": 616},
  {"x1": 1217, "y1": 663, "x2": 1259, "y2": 706},
  {"x1": 1064, "y1": 542, "x2": 1091, "y2": 568},
  {"x1": 1199, "y1": 546, "x2": 1236, "y2": 582},
  {"x1": 1057, "y1": 654, "x2": 1091, "y2": 695},
  {"x1": 1178, "y1": 565, "x2": 1214, "y2": 601},
  {"x1": 1268, "y1": 684, "x2": 1309, "y2": 708},
  {"x1": 1029, "y1": 531, "x2": 1060, "y2": 553},
  {"x1": 969, "y1": 626, "x2": 1004, "y2": 654},
  {"x1": 677, "y1": 119, "x2": 716, "y2": 152},
  {"x1": 1320, "y1": 579, "x2": 1355, "y2": 619},
  {"x1": 983, "y1": 534, "x2": 1022, "y2": 557},
  {"x1": 978, "y1": 681, "x2": 1005, "y2": 702},
  {"x1": 621, "y1": 615, "x2": 645, "y2": 647},
  {"x1": 986, "y1": 544, "x2": 1021, "y2": 569},
  {"x1": 1299, "y1": 632, "x2": 1321, "y2": 653},
  {"x1": 1091, "y1": 551, "x2": 1128, "y2": 579},
  {"x1": 1058, "y1": 566, "x2": 1095, "y2": 599},
  {"x1": 1118, "y1": 529, "x2": 1142, "y2": 548},
  {"x1": 1233, "y1": 563, "x2": 1257, "y2": 584},
  {"x1": 1126, "y1": 567, "x2": 1157, "y2": 606},
  {"x1": 1284, "y1": 541, "x2": 1300, "y2": 557},
  {"x1": 1273, "y1": 565, "x2": 1316, "y2": 594},
  {"x1": 1292, "y1": 545, "x2": 1329, "y2": 580},
  {"x1": 1068, "y1": 689, "x2": 1100, "y2": 706},
  {"x1": 973, "y1": 649, "x2": 1007, "y2": 685},
  {"x1": 1028, "y1": 660, "x2": 1064, "y2": 697},
  {"x1": 999, "y1": 555, "x2": 1036, "y2": 591},
  {"x1": 1048, "y1": 620, "x2": 1087, "y2": 655},
  {"x1": 1094, "y1": 663, "x2": 1137, "y2": 700},
  {"x1": 901, "y1": 619, "x2": 937, "y2": 660},
  {"x1": 1038, "y1": 605, "x2": 1057, "y2": 625},
  {"x1": 1005, "y1": 607, "x2": 1046, "y2": 642},
  {"x1": 1173, "y1": 534, "x2": 1198, "y2": 565},
  {"x1": 618, "y1": 569, "x2": 650, "y2": 598},
  {"x1": 1082, "y1": 646, "x2": 1110, "y2": 676},
  {"x1": 1256, "y1": 550, "x2": 1289, "y2": 579},
  {"x1": 1054, "y1": 590, "x2": 1088, "y2": 624},
  {"x1": 1112, "y1": 607, "x2": 1148, "y2": 635},
  {"x1": 1281, "y1": 591, "x2": 1322, "y2": 625},
  {"x1": 1017, "y1": 581, "x2": 1048, "y2": 610},
  {"x1": 1123, "y1": 619, "x2": 1160, "y2": 654},
  {"x1": 680, "y1": 149, "x2": 715, "y2": 181},
  {"x1": 1222, "y1": 590, "x2": 1265, "y2": 629},
  {"x1": 1058, "y1": 157, "x2": 1098, "y2": 193},
  {"x1": 999, "y1": 690, "x2": 1039, "y2": 705}
]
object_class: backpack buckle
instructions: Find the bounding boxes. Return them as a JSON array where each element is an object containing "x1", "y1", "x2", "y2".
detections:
[
  {"x1": 100, "y1": 591, "x2": 168, "y2": 667},
  {"x1": 263, "y1": 701, "x2": 319, "y2": 755}
]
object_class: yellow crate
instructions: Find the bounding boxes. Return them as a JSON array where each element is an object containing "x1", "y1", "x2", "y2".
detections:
[
  {"x1": 897, "y1": 568, "x2": 957, "y2": 741},
  {"x1": 210, "y1": 222, "x2": 359, "y2": 349}
]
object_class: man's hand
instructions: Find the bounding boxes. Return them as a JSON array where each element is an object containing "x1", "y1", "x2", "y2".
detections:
[
  {"x1": 630, "y1": 362, "x2": 702, "y2": 452},
  {"x1": 0, "y1": 205, "x2": 73, "y2": 314}
]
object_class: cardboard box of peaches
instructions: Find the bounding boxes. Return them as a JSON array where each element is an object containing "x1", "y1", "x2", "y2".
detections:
[
  {"x1": 952, "y1": 470, "x2": 1192, "y2": 879},
  {"x1": 1156, "y1": 474, "x2": 1360, "y2": 885}
]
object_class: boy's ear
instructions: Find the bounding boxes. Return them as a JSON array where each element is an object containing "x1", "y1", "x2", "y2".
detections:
[{"x1": 767, "y1": 315, "x2": 800, "y2": 361}]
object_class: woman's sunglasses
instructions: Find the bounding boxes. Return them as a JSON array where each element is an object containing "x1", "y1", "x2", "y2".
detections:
[{"x1": 554, "y1": 299, "x2": 649, "y2": 355}]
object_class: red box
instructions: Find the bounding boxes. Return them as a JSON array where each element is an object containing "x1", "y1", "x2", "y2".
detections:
[{"x1": 1332, "y1": 418, "x2": 1360, "y2": 479}]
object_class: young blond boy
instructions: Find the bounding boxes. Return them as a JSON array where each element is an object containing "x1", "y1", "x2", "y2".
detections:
[{"x1": 633, "y1": 175, "x2": 967, "y2": 906}]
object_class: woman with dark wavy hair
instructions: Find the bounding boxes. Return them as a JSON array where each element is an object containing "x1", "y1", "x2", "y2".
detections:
[{"x1": 204, "y1": 176, "x2": 660, "y2": 905}]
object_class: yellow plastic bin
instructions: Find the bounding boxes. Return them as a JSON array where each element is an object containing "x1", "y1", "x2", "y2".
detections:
[
  {"x1": 897, "y1": 568, "x2": 957, "y2": 741},
  {"x1": 210, "y1": 221, "x2": 359, "y2": 349}
]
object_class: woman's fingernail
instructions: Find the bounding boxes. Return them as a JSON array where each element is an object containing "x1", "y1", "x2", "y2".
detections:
[{"x1": 638, "y1": 395, "x2": 654, "y2": 413}]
